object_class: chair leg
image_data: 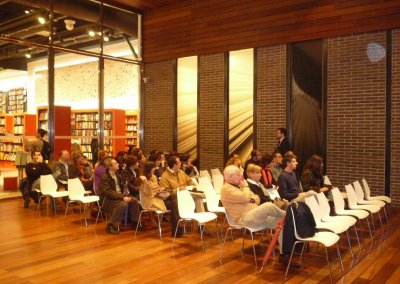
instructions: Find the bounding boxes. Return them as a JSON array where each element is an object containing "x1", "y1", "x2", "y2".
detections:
[
  {"x1": 199, "y1": 223, "x2": 205, "y2": 252},
  {"x1": 83, "y1": 203, "x2": 88, "y2": 226},
  {"x1": 325, "y1": 246, "x2": 333, "y2": 284},
  {"x1": 214, "y1": 220, "x2": 220, "y2": 244},
  {"x1": 346, "y1": 230, "x2": 354, "y2": 259},
  {"x1": 353, "y1": 224, "x2": 361, "y2": 249},
  {"x1": 135, "y1": 211, "x2": 145, "y2": 237},
  {"x1": 53, "y1": 197, "x2": 57, "y2": 216},
  {"x1": 336, "y1": 244, "x2": 344, "y2": 273},
  {"x1": 383, "y1": 206, "x2": 389, "y2": 223},
  {"x1": 219, "y1": 227, "x2": 231, "y2": 261},
  {"x1": 285, "y1": 241, "x2": 300, "y2": 278},
  {"x1": 299, "y1": 242, "x2": 307, "y2": 263},
  {"x1": 366, "y1": 217, "x2": 373, "y2": 240},
  {"x1": 241, "y1": 228, "x2": 246, "y2": 254},
  {"x1": 157, "y1": 213, "x2": 163, "y2": 240},
  {"x1": 250, "y1": 232, "x2": 257, "y2": 267},
  {"x1": 172, "y1": 219, "x2": 183, "y2": 249},
  {"x1": 64, "y1": 201, "x2": 71, "y2": 220},
  {"x1": 377, "y1": 210, "x2": 384, "y2": 231},
  {"x1": 95, "y1": 201, "x2": 101, "y2": 226}
]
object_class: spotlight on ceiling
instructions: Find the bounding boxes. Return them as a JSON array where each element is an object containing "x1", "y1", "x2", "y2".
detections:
[
  {"x1": 64, "y1": 19, "x2": 76, "y2": 31},
  {"x1": 25, "y1": 53, "x2": 31, "y2": 59},
  {"x1": 88, "y1": 30, "x2": 95, "y2": 37},
  {"x1": 103, "y1": 36, "x2": 109, "y2": 42},
  {"x1": 38, "y1": 17, "x2": 46, "y2": 24}
]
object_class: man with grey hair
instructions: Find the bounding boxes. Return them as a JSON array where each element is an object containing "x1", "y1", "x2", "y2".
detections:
[{"x1": 221, "y1": 165, "x2": 286, "y2": 253}]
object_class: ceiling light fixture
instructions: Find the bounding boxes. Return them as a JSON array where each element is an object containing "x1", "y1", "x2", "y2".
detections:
[
  {"x1": 64, "y1": 19, "x2": 76, "y2": 31},
  {"x1": 25, "y1": 10, "x2": 30, "y2": 14},
  {"x1": 38, "y1": 17, "x2": 46, "y2": 24},
  {"x1": 88, "y1": 30, "x2": 95, "y2": 37},
  {"x1": 103, "y1": 36, "x2": 109, "y2": 42},
  {"x1": 25, "y1": 53, "x2": 31, "y2": 59}
]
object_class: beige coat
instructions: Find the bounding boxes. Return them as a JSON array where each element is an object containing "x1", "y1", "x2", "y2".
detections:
[
  {"x1": 220, "y1": 182, "x2": 261, "y2": 223},
  {"x1": 139, "y1": 175, "x2": 167, "y2": 212}
]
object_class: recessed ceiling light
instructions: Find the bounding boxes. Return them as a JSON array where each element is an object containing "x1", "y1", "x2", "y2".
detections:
[
  {"x1": 38, "y1": 17, "x2": 45, "y2": 24},
  {"x1": 103, "y1": 36, "x2": 109, "y2": 42},
  {"x1": 25, "y1": 53, "x2": 31, "y2": 58},
  {"x1": 25, "y1": 10, "x2": 30, "y2": 14},
  {"x1": 88, "y1": 30, "x2": 95, "y2": 37}
]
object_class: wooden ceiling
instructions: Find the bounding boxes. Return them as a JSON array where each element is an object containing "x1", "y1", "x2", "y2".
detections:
[{"x1": 105, "y1": 0, "x2": 182, "y2": 12}]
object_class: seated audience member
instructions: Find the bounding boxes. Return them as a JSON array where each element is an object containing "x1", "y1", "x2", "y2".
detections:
[
  {"x1": 159, "y1": 156, "x2": 205, "y2": 213},
  {"x1": 129, "y1": 147, "x2": 143, "y2": 157},
  {"x1": 94, "y1": 150, "x2": 109, "y2": 169},
  {"x1": 121, "y1": 155, "x2": 140, "y2": 198},
  {"x1": 180, "y1": 153, "x2": 199, "y2": 177},
  {"x1": 259, "y1": 153, "x2": 274, "y2": 187},
  {"x1": 99, "y1": 157, "x2": 140, "y2": 234},
  {"x1": 300, "y1": 155, "x2": 332, "y2": 200},
  {"x1": 148, "y1": 151, "x2": 166, "y2": 179},
  {"x1": 269, "y1": 151, "x2": 283, "y2": 185},
  {"x1": 243, "y1": 149, "x2": 262, "y2": 179},
  {"x1": 137, "y1": 152, "x2": 147, "y2": 169},
  {"x1": 90, "y1": 138, "x2": 99, "y2": 166},
  {"x1": 53, "y1": 150, "x2": 79, "y2": 189},
  {"x1": 277, "y1": 154, "x2": 317, "y2": 203},
  {"x1": 94, "y1": 155, "x2": 110, "y2": 195},
  {"x1": 221, "y1": 165, "x2": 286, "y2": 253},
  {"x1": 226, "y1": 156, "x2": 244, "y2": 176},
  {"x1": 246, "y1": 164, "x2": 290, "y2": 210},
  {"x1": 115, "y1": 151, "x2": 127, "y2": 173},
  {"x1": 74, "y1": 153, "x2": 94, "y2": 192},
  {"x1": 24, "y1": 150, "x2": 53, "y2": 207}
]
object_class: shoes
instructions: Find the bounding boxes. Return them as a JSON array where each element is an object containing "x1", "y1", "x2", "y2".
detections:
[
  {"x1": 279, "y1": 254, "x2": 301, "y2": 268},
  {"x1": 106, "y1": 225, "x2": 120, "y2": 235}
]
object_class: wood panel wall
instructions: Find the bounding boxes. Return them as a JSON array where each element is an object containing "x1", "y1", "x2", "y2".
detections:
[{"x1": 143, "y1": 0, "x2": 400, "y2": 63}]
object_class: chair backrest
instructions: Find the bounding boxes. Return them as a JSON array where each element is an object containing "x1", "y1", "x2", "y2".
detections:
[
  {"x1": 40, "y1": 174, "x2": 58, "y2": 195},
  {"x1": 67, "y1": 178, "x2": 85, "y2": 198},
  {"x1": 304, "y1": 196, "x2": 323, "y2": 225},
  {"x1": 345, "y1": 184, "x2": 358, "y2": 208},
  {"x1": 210, "y1": 168, "x2": 222, "y2": 176},
  {"x1": 212, "y1": 174, "x2": 224, "y2": 194},
  {"x1": 177, "y1": 189, "x2": 195, "y2": 216},
  {"x1": 331, "y1": 187, "x2": 345, "y2": 212},
  {"x1": 203, "y1": 185, "x2": 220, "y2": 210},
  {"x1": 353, "y1": 180, "x2": 366, "y2": 201},
  {"x1": 361, "y1": 178, "x2": 371, "y2": 198},
  {"x1": 324, "y1": 175, "x2": 332, "y2": 186},
  {"x1": 316, "y1": 192, "x2": 331, "y2": 218},
  {"x1": 200, "y1": 170, "x2": 212, "y2": 182},
  {"x1": 290, "y1": 206, "x2": 304, "y2": 241},
  {"x1": 191, "y1": 177, "x2": 199, "y2": 186},
  {"x1": 224, "y1": 210, "x2": 239, "y2": 227},
  {"x1": 199, "y1": 176, "x2": 213, "y2": 189}
]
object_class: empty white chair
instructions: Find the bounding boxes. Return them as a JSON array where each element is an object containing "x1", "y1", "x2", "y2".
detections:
[
  {"x1": 199, "y1": 170, "x2": 212, "y2": 182},
  {"x1": 305, "y1": 196, "x2": 353, "y2": 259},
  {"x1": 37, "y1": 174, "x2": 69, "y2": 215},
  {"x1": 317, "y1": 192, "x2": 360, "y2": 248},
  {"x1": 362, "y1": 178, "x2": 391, "y2": 204},
  {"x1": 345, "y1": 184, "x2": 383, "y2": 231},
  {"x1": 285, "y1": 206, "x2": 343, "y2": 283},
  {"x1": 64, "y1": 178, "x2": 100, "y2": 226},
  {"x1": 210, "y1": 168, "x2": 222, "y2": 176},
  {"x1": 191, "y1": 177, "x2": 199, "y2": 186},
  {"x1": 202, "y1": 185, "x2": 226, "y2": 232},
  {"x1": 173, "y1": 189, "x2": 218, "y2": 251},
  {"x1": 324, "y1": 175, "x2": 332, "y2": 186},
  {"x1": 135, "y1": 189, "x2": 170, "y2": 240},
  {"x1": 212, "y1": 174, "x2": 224, "y2": 194},
  {"x1": 220, "y1": 210, "x2": 267, "y2": 266},
  {"x1": 353, "y1": 180, "x2": 387, "y2": 222}
]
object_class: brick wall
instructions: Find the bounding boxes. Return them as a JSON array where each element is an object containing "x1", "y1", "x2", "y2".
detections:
[
  {"x1": 143, "y1": 60, "x2": 175, "y2": 154},
  {"x1": 327, "y1": 32, "x2": 387, "y2": 198},
  {"x1": 256, "y1": 45, "x2": 287, "y2": 154},
  {"x1": 392, "y1": 29, "x2": 400, "y2": 207},
  {"x1": 198, "y1": 53, "x2": 226, "y2": 171}
]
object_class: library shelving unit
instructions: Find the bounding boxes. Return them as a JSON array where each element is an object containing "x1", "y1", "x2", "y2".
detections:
[
  {"x1": 0, "y1": 113, "x2": 35, "y2": 161},
  {"x1": 125, "y1": 110, "x2": 139, "y2": 151},
  {"x1": 0, "y1": 91, "x2": 6, "y2": 113},
  {"x1": 71, "y1": 109, "x2": 125, "y2": 158},
  {"x1": 7, "y1": 88, "x2": 27, "y2": 114},
  {"x1": 37, "y1": 106, "x2": 71, "y2": 158}
]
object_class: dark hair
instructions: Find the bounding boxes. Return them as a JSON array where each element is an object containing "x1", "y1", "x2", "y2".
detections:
[
  {"x1": 37, "y1": 128, "x2": 47, "y2": 138},
  {"x1": 130, "y1": 147, "x2": 142, "y2": 157},
  {"x1": 303, "y1": 155, "x2": 323, "y2": 172},
  {"x1": 148, "y1": 152, "x2": 157, "y2": 162},
  {"x1": 272, "y1": 151, "x2": 282, "y2": 159},
  {"x1": 250, "y1": 149, "x2": 259, "y2": 158},
  {"x1": 97, "y1": 150, "x2": 108, "y2": 162},
  {"x1": 103, "y1": 157, "x2": 116, "y2": 169},
  {"x1": 125, "y1": 155, "x2": 138, "y2": 168},
  {"x1": 259, "y1": 153, "x2": 272, "y2": 168},
  {"x1": 180, "y1": 153, "x2": 190, "y2": 163},
  {"x1": 167, "y1": 155, "x2": 178, "y2": 168},
  {"x1": 100, "y1": 156, "x2": 113, "y2": 167},
  {"x1": 278, "y1": 128, "x2": 287, "y2": 137},
  {"x1": 282, "y1": 154, "x2": 297, "y2": 169},
  {"x1": 31, "y1": 149, "x2": 41, "y2": 158},
  {"x1": 143, "y1": 161, "x2": 156, "y2": 180}
]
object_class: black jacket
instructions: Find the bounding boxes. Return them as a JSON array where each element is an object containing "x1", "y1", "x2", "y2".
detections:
[{"x1": 247, "y1": 181, "x2": 272, "y2": 204}]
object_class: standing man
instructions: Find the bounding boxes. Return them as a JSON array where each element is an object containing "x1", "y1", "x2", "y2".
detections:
[
  {"x1": 277, "y1": 154, "x2": 317, "y2": 203},
  {"x1": 275, "y1": 128, "x2": 292, "y2": 156}
]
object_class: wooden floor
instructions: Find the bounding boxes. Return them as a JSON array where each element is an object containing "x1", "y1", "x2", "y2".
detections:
[{"x1": 0, "y1": 197, "x2": 399, "y2": 284}]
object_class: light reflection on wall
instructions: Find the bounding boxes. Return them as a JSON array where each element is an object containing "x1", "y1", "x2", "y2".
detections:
[
  {"x1": 229, "y1": 49, "x2": 254, "y2": 164},
  {"x1": 177, "y1": 56, "x2": 198, "y2": 159}
]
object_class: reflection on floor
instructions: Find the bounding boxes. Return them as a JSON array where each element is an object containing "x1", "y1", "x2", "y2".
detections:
[{"x1": 0, "y1": 163, "x2": 20, "y2": 200}]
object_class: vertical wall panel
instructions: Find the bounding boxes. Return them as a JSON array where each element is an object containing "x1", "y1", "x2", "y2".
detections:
[{"x1": 392, "y1": 29, "x2": 400, "y2": 207}]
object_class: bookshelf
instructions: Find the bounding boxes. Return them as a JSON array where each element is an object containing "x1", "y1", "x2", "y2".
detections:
[
  {"x1": 7, "y1": 88, "x2": 27, "y2": 114},
  {"x1": 37, "y1": 106, "x2": 71, "y2": 158},
  {"x1": 71, "y1": 109, "x2": 125, "y2": 158},
  {"x1": 0, "y1": 91, "x2": 6, "y2": 113},
  {"x1": 0, "y1": 114, "x2": 34, "y2": 161},
  {"x1": 125, "y1": 111, "x2": 139, "y2": 151}
]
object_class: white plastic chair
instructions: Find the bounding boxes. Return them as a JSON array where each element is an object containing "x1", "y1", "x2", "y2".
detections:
[
  {"x1": 199, "y1": 169, "x2": 212, "y2": 182},
  {"x1": 191, "y1": 177, "x2": 199, "y2": 186},
  {"x1": 353, "y1": 180, "x2": 387, "y2": 223},
  {"x1": 64, "y1": 178, "x2": 100, "y2": 226},
  {"x1": 173, "y1": 189, "x2": 218, "y2": 251},
  {"x1": 324, "y1": 175, "x2": 332, "y2": 186},
  {"x1": 210, "y1": 168, "x2": 222, "y2": 176},
  {"x1": 202, "y1": 185, "x2": 226, "y2": 233},
  {"x1": 317, "y1": 192, "x2": 360, "y2": 249},
  {"x1": 285, "y1": 206, "x2": 343, "y2": 283},
  {"x1": 305, "y1": 196, "x2": 353, "y2": 259},
  {"x1": 345, "y1": 184, "x2": 383, "y2": 231},
  {"x1": 37, "y1": 174, "x2": 69, "y2": 215},
  {"x1": 220, "y1": 211, "x2": 267, "y2": 267},
  {"x1": 331, "y1": 187, "x2": 372, "y2": 241},
  {"x1": 212, "y1": 174, "x2": 224, "y2": 194},
  {"x1": 135, "y1": 189, "x2": 170, "y2": 240},
  {"x1": 362, "y1": 178, "x2": 391, "y2": 203}
]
